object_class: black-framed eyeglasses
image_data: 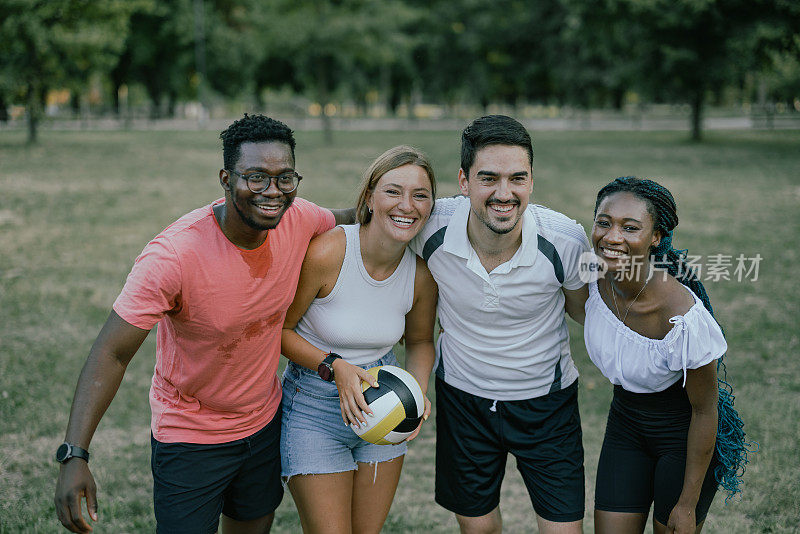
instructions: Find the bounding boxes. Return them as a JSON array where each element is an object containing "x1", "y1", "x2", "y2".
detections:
[{"x1": 227, "y1": 169, "x2": 302, "y2": 194}]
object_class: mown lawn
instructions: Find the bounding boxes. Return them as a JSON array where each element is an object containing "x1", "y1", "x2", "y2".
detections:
[{"x1": 1, "y1": 127, "x2": 798, "y2": 533}]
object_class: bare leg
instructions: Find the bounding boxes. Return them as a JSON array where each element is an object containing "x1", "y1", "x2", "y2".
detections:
[
  {"x1": 595, "y1": 510, "x2": 647, "y2": 534},
  {"x1": 456, "y1": 506, "x2": 502, "y2": 534},
  {"x1": 351, "y1": 456, "x2": 405, "y2": 534},
  {"x1": 287, "y1": 472, "x2": 354, "y2": 534},
  {"x1": 537, "y1": 516, "x2": 583, "y2": 534},
  {"x1": 653, "y1": 517, "x2": 706, "y2": 534},
  {"x1": 220, "y1": 512, "x2": 274, "y2": 534}
]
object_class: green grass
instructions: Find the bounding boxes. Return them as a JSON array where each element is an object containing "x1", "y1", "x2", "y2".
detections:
[{"x1": 1, "y1": 127, "x2": 798, "y2": 533}]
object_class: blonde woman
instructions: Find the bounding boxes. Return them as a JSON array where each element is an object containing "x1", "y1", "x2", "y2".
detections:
[{"x1": 280, "y1": 146, "x2": 437, "y2": 533}]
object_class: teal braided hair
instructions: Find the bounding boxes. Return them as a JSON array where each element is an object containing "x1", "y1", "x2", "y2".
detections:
[{"x1": 595, "y1": 176, "x2": 755, "y2": 500}]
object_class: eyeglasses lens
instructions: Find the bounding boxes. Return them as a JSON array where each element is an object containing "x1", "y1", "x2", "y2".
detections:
[{"x1": 247, "y1": 173, "x2": 299, "y2": 193}]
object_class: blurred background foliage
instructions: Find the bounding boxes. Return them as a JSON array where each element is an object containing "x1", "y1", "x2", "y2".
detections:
[{"x1": 0, "y1": 0, "x2": 799, "y2": 143}]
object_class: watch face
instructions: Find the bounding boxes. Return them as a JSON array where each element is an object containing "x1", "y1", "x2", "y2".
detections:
[
  {"x1": 56, "y1": 443, "x2": 70, "y2": 462},
  {"x1": 318, "y1": 363, "x2": 333, "y2": 382}
]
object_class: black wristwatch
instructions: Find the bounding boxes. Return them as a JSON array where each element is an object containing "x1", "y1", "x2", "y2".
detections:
[
  {"x1": 318, "y1": 353, "x2": 342, "y2": 382},
  {"x1": 55, "y1": 442, "x2": 90, "y2": 464}
]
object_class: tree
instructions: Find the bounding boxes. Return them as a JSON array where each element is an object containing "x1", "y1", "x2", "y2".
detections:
[
  {"x1": 0, "y1": 0, "x2": 142, "y2": 143},
  {"x1": 563, "y1": 0, "x2": 800, "y2": 140},
  {"x1": 267, "y1": 0, "x2": 421, "y2": 143}
]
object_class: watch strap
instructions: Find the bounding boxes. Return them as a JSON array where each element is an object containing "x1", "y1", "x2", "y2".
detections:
[
  {"x1": 322, "y1": 353, "x2": 342, "y2": 367},
  {"x1": 318, "y1": 353, "x2": 342, "y2": 381},
  {"x1": 56, "y1": 442, "x2": 90, "y2": 464}
]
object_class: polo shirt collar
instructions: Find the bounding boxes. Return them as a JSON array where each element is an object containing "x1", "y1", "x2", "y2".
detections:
[{"x1": 442, "y1": 197, "x2": 539, "y2": 269}]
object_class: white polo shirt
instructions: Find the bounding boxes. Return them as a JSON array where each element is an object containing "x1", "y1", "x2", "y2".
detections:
[{"x1": 410, "y1": 196, "x2": 590, "y2": 401}]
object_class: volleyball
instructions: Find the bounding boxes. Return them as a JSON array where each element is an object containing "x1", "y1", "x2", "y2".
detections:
[{"x1": 351, "y1": 365, "x2": 425, "y2": 445}]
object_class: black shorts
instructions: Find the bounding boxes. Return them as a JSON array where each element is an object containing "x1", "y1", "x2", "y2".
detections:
[
  {"x1": 151, "y1": 412, "x2": 283, "y2": 534},
  {"x1": 435, "y1": 377, "x2": 585, "y2": 522},
  {"x1": 594, "y1": 382, "x2": 718, "y2": 526}
]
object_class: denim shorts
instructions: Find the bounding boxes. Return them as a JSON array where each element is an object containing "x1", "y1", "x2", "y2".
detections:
[{"x1": 280, "y1": 351, "x2": 407, "y2": 477}]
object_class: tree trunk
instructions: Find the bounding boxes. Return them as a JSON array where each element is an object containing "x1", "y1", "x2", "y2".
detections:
[
  {"x1": 316, "y1": 58, "x2": 333, "y2": 145},
  {"x1": 26, "y1": 84, "x2": 41, "y2": 145},
  {"x1": 690, "y1": 89, "x2": 703, "y2": 142},
  {"x1": 0, "y1": 93, "x2": 9, "y2": 122}
]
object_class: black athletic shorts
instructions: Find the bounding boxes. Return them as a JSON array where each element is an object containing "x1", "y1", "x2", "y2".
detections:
[
  {"x1": 435, "y1": 377, "x2": 585, "y2": 522},
  {"x1": 151, "y1": 411, "x2": 283, "y2": 534},
  {"x1": 594, "y1": 382, "x2": 718, "y2": 526}
]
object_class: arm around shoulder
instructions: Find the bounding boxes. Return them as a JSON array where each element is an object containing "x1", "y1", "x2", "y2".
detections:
[{"x1": 562, "y1": 284, "x2": 588, "y2": 325}]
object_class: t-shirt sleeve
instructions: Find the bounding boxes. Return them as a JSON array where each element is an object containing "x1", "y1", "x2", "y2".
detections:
[
  {"x1": 306, "y1": 200, "x2": 336, "y2": 237},
  {"x1": 112, "y1": 236, "x2": 183, "y2": 330},
  {"x1": 559, "y1": 224, "x2": 592, "y2": 290},
  {"x1": 663, "y1": 308, "x2": 727, "y2": 384}
]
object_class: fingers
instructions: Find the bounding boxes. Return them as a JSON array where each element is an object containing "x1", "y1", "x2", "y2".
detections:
[
  {"x1": 405, "y1": 425, "x2": 422, "y2": 442},
  {"x1": 422, "y1": 396, "x2": 431, "y2": 421},
  {"x1": 356, "y1": 367, "x2": 379, "y2": 389},
  {"x1": 340, "y1": 392, "x2": 369, "y2": 427},
  {"x1": 65, "y1": 490, "x2": 93, "y2": 533},
  {"x1": 85, "y1": 483, "x2": 99, "y2": 522},
  {"x1": 55, "y1": 463, "x2": 96, "y2": 533},
  {"x1": 404, "y1": 396, "x2": 432, "y2": 443}
]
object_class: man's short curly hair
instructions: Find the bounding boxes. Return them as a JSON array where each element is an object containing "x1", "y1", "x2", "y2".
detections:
[{"x1": 220, "y1": 114, "x2": 296, "y2": 170}]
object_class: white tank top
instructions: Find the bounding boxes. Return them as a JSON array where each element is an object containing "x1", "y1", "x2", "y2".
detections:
[{"x1": 294, "y1": 224, "x2": 417, "y2": 365}]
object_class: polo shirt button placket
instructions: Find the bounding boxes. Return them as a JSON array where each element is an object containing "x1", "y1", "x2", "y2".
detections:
[{"x1": 483, "y1": 281, "x2": 500, "y2": 310}]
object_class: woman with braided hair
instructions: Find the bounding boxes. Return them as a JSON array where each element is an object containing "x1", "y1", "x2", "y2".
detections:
[{"x1": 584, "y1": 177, "x2": 750, "y2": 534}]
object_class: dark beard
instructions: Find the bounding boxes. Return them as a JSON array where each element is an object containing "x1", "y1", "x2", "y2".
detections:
[{"x1": 231, "y1": 194, "x2": 293, "y2": 231}]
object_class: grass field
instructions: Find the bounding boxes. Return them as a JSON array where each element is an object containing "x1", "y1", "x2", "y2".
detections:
[{"x1": 1, "y1": 127, "x2": 798, "y2": 533}]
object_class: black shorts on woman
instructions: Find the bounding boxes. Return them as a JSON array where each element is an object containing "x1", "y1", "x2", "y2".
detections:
[{"x1": 595, "y1": 380, "x2": 718, "y2": 525}]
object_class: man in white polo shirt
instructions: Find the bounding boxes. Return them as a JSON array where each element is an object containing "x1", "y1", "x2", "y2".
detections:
[{"x1": 410, "y1": 115, "x2": 589, "y2": 534}]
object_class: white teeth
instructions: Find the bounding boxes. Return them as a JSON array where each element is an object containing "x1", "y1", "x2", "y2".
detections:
[
  {"x1": 490, "y1": 204, "x2": 514, "y2": 212},
  {"x1": 602, "y1": 248, "x2": 626, "y2": 257},
  {"x1": 390, "y1": 216, "x2": 414, "y2": 225}
]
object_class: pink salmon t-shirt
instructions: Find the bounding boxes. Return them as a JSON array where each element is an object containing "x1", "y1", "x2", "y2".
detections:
[{"x1": 113, "y1": 197, "x2": 334, "y2": 443}]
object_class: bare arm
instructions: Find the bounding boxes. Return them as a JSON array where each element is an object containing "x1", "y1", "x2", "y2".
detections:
[
  {"x1": 401, "y1": 258, "x2": 438, "y2": 441},
  {"x1": 280, "y1": 229, "x2": 378, "y2": 427},
  {"x1": 55, "y1": 311, "x2": 150, "y2": 533},
  {"x1": 562, "y1": 284, "x2": 589, "y2": 325},
  {"x1": 666, "y1": 361, "x2": 718, "y2": 533},
  {"x1": 281, "y1": 231, "x2": 342, "y2": 372}
]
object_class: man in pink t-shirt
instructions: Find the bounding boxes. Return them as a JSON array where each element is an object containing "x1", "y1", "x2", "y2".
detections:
[{"x1": 54, "y1": 115, "x2": 347, "y2": 534}]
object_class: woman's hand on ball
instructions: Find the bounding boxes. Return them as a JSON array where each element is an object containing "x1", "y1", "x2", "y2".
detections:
[
  {"x1": 405, "y1": 395, "x2": 431, "y2": 442},
  {"x1": 333, "y1": 359, "x2": 378, "y2": 428}
]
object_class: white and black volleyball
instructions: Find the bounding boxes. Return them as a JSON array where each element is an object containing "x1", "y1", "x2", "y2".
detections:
[{"x1": 351, "y1": 365, "x2": 425, "y2": 445}]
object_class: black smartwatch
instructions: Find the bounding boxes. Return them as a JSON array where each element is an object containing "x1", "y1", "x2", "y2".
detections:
[
  {"x1": 55, "y1": 442, "x2": 90, "y2": 464},
  {"x1": 318, "y1": 353, "x2": 342, "y2": 382}
]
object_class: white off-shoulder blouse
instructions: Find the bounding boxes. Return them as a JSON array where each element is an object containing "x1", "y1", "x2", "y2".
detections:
[{"x1": 584, "y1": 281, "x2": 727, "y2": 393}]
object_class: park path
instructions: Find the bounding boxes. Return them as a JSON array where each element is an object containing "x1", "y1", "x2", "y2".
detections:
[{"x1": 2, "y1": 114, "x2": 799, "y2": 132}]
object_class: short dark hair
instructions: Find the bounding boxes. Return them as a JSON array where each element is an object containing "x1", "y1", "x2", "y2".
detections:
[
  {"x1": 460, "y1": 115, "x2": 533, "y2": 174},
  {"x1": 220, "y1": 114, "x2": 296, "y2": 170}
]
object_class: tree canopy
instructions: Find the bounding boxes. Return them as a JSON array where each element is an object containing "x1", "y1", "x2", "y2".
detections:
[{"x1": 1, "y1": 0, "x2": 798, "y2": 143}]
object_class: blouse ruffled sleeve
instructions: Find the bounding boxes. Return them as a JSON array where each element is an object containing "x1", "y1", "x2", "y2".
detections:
[{"x1": 663, "y1": 307, "x2": 728, "y2": 386}]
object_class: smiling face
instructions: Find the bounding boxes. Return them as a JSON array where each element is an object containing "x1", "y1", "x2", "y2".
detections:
[
  {"x1": 221, "y1": 141, "x2": 297, "y2": 231},
  {"x1": 592, "y1": 191, "x2": 661, "y2": 274},
  {"x1": 365, "y1": 164, "x2": 434, "y2": 243},
  {"x1": 459, "y1": 144, "x2": 533, "y2": 237}
]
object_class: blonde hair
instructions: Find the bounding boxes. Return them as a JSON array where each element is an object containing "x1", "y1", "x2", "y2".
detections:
[{"x1": 356, "y1": 145, "x2": 436, "y2": 225}]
